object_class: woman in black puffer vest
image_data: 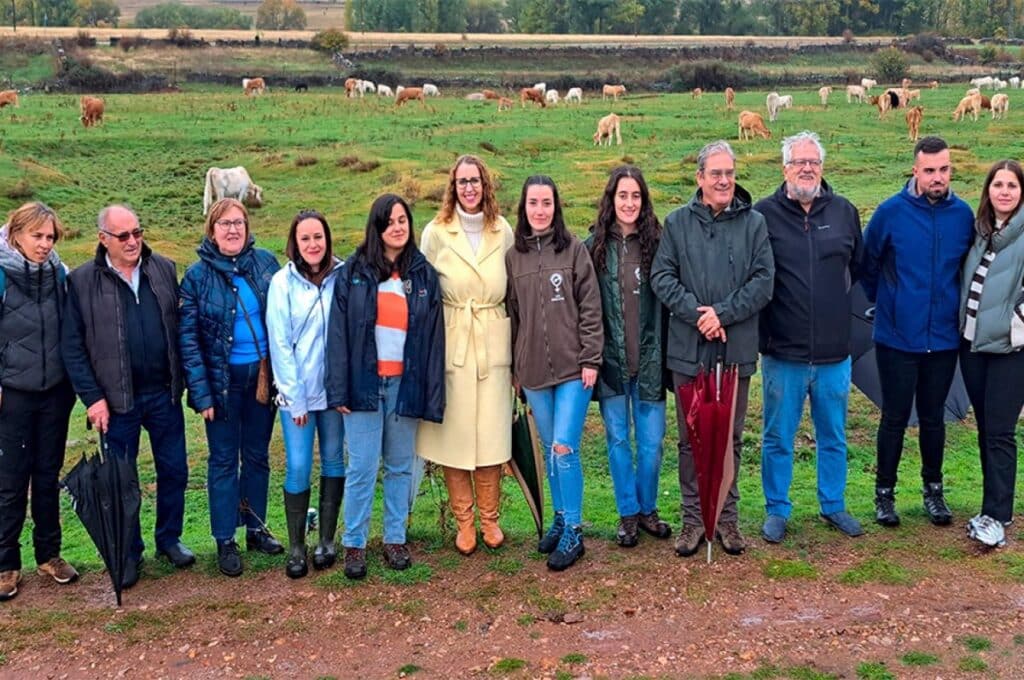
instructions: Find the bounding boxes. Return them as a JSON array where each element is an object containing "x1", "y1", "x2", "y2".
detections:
[{"x1": 0, "y1": 202, "x2": 78, "y2": 602}]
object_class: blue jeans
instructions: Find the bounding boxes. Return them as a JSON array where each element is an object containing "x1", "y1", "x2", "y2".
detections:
[
  {"x1": 598, "y1": 377, "x2": 666, "y2": 517},
  {"x1": 203, "y1": 362, "x2": 275, "y2": 541},
  {"x1": 761, "y1": 355, "x2": 851, "y2": 518},
  {"x1": 104, "y1": 389, "x2": 189, "y2": 560},
  {"x1": 281, "y1": 409, "x2": 346, "y2": 493},
  {"x1": 342, "y1": 377, "x2": 418, "y2": 548},
  {"x1": 524, "y1": 379, "x2": 592, "y2": 527}
]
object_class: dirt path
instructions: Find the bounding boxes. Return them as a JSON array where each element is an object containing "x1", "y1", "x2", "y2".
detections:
[{"x1": 2, "y1": 527, "x2": 1022, "y2": 679}]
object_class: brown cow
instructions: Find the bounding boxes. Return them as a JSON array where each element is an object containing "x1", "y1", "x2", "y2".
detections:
[
  {"x1": 602, "y1": 84, "x2": 626, "y2": 101},
  {"x1": 593, "y1": 113, "x2": 621, "y2": 146},
  {"x1": 482, "y1": 89, "x2": 500, "y2": 100},
  {"x1": 344, "y1": 77, "x2": 359, "y2": 98},
  {"x1": 691, "y1": 87, "x2": 703, "y2": 99},
  {"x1": 497, "y1": 96, "x2": 513, "y2": 112},
  {"x1": 242, "y1": 77, "x2": 266, "y2": 97},
  {"x1": 905, "y1": 106, "x2": 923, "y2": 141},
  {"x1": 928, "y1": 80, "x2": 940, "y2": 89},
  {"x1": 395, "y1": 86, "x2": 431, "y2": 110},
  {"x1": 0, "y1": 90, "x2": 19, "y2": 108},
  {"x1": 738, "y1": 110, "x2": 771, "y2": 140},
  {"x1": 520, "y1": 87, "x2": 546, "y2": 108},
  {"x1": 80, "y1": 96, "x2": 104, "y2": 127},
  {"x1": 724, "y1": 86, "x2": 735, "y2": 111}
]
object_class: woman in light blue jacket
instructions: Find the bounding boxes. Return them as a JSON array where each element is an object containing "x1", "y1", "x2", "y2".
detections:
[{"x1": 267, "y1": 210, "x2": 345, "y2": 578}]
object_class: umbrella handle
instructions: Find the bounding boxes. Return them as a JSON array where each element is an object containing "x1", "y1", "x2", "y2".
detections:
[{"x1": 98, "y1": 431, "x2": 108, "y2": 464}]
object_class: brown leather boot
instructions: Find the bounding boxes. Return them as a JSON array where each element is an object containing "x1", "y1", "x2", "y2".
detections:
[
  {"x1": 443, "y1": 466, "x2": 477, "y2": 555},
  {"x1": 474, "y1": 464, "x2": 505, "y2": 549}
]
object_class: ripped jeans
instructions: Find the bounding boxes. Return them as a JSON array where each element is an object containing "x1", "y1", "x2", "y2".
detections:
[{"x1": 523, "y1": 379, "x2": 592, "y2": 527}]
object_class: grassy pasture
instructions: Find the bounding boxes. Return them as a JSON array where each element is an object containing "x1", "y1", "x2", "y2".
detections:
[{"x1": 1, "y1": 82, "x2": 1023, "y2": 578}]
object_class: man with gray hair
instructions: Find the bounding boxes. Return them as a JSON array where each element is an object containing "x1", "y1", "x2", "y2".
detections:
[
  {"x1": 62, "y1": 205, "x2": 193, "y2": 588},
  {"x1": 651, "y1": 140, "x2": 774, "y2": 558},
  {"x1": 754, "y1": 131, "x2": 865, "y2": 544}
]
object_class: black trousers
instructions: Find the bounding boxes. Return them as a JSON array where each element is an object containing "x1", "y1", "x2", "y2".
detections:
[
  {"x1": 874, "y1": 344, "x2": 958, "y2": 489},
  {"x1": 0, "y1": 381, "x2": 76, "y2": 572},
  {"x1": 959, "y1": 343, "x2": 1024, "y2": 524}
]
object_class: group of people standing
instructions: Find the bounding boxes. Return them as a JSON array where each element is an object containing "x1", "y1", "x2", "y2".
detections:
[{"x1": 1, "y1": 132, "x2": 1020, "y2": 602}]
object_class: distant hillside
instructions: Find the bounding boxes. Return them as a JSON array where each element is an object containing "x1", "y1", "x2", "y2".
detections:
[{"x1": 117, "y1": 0, "x2": 347, "y2": 30}]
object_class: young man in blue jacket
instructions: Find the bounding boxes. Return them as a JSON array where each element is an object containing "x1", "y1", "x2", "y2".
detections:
[
  {"x1": 861, "y1": 136, "x2": 974, "y2": 527},
  {"x1": 755, "y1": 131, "x2": 864, "y2": 543}
]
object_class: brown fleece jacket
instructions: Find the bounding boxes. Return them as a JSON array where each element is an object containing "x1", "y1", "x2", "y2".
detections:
[{"x1": 505, "y1": 231, "x2": 604, "y2": 390}]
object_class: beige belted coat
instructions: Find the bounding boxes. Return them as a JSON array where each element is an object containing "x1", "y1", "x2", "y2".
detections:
[{"x1": 415, "y1": 213, "x2": 515, "y2": 469}]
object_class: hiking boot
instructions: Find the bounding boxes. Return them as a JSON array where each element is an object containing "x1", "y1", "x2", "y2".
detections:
[
  {"x1": 761, "y1": 514, "x2": 787, "y2": 544},
  {"x1": 538, "y1": 513, "x2": 565, "y2": 554},
  {"x1": 820, "y1": 511, "x2": 864, "y2": 538},
  {"x1": 967, "y1": 514, "x2": 1007, "y2": 547},
  {"x1": 246, "y1": 528, "x2": 284, "y2": 555},
  {"x1": 547, "y1": 526, "x2": 585, "y2": 571},
  {"x1": 383, "y1": 543, "x2": 412, "y2": 571},
  {"x1": 217, "y1": 540, "x2": 243, "y2": 577},
  {"x1": 874, "y1": 487, "x2": 900, "y2": 527},
  {"x1": 0, "y1": 571, "x2": 21, "y2": 601},
  {"x1": 37, "y1": 557, "x2": 79, "y2": 584},
  {"x1": 674, "y1": 523, "x2": 705, "y2": 557},
  {"x1": 638, "y1": 510, "x2": 672, "y2": 539},
  {"x1": 716, "y1": 521, "x2": 747, "y2": 555},
  {"x1": 923, "y1": 482, "x2": 953, "y2": 526},
  {"x1": 343, "y1": 547, "x2": 366, "y2": 580},
  {"x1": 616, "y1": 514, "x2": 640, "y2": 548}
]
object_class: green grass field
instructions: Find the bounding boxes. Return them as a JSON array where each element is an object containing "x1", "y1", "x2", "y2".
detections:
[{"x1": 2, "y1": 83, "x2": 1023, "y2": 576}]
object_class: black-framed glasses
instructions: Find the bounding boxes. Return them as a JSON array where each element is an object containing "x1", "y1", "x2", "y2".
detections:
[
  {"x1": 456, "y1": 177, "x2": 482, "y2": 188},
  {"x1": 101, "y1": 228, "x2": 144, "y2": 242}
]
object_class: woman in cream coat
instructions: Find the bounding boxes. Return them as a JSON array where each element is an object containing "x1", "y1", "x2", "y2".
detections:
[{"x1": 418, "y1": 154, "x2": 515, "y2": 554}]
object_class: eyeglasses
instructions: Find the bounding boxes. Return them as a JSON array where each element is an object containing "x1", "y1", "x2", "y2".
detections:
[
  {"x1": 215, "y1": 219, "x2": 246, "y2": 231},
  {"x1": 787, "y1": 159, "x2": 823, "y2": 168},
  {"x1": 456, "y1": 177, "x2": 482, "y2": 188},
  {"x1": 101, "y1": 228, "x2": 144, "y2": 242},
  {"x1": 703, "y1": 169, "x2": 735, "y2": 180}
]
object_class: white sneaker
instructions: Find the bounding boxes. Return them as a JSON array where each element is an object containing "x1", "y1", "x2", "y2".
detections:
[{"x1": 968, "y1": 514, "x2": 1006, "y2": 547}]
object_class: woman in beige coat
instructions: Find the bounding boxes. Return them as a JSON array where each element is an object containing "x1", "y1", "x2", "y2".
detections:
[{"x1": 417, "y1": 155, "x2": 515, "y2": 554}]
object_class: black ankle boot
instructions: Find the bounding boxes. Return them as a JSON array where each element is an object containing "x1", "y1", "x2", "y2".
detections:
[
  {"x1": 923, "y1": 482, "x2": 952, "y2": 525},
  {"x1": 313, "y1": 477, "x2": 344, "y2": 570},
  {"x1": 283, "y1": 488, "x2": 311, "y2": 579},
  {"x1": 874, "y1": 487, "x2": 900, "y2": 527}
]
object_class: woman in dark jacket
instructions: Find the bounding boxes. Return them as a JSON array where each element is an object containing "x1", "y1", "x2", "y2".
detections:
[
  {"x1": 325, "y1": 194, "x2": 444, "y2": 581},
  {"x1": 585, "y1": 166, "x2": 670, "y2": 549},
  {"x1": 0, "y1": 202, "x2": 77, "y2": 601},
  {"x1": 179, "y1": 198, "x2": 282, "y2": 577}
]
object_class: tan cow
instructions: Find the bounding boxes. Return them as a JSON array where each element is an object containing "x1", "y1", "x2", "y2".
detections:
[
  {"x1": 602, "y1": 84, "x2": 626, "y2": 101},
  {"x1": 928, "y1": 80, "x2": 940, "y2": 89},
  {"x1": 953, "y1": 93, "x2": 982, "y2": 122},
  {"x1": 593, "y1": 113, "x2": 621, "y2": 146},
  {"x1": 691, "y1": 87, "x2": 703, "y2": 99},
  {"x1": 905, "y1": 106, "x2": 923, "y2": 141},
  {"x1": 991, "y1": 93, "x2": 1010, "y2": 120},
  {"x1": 846, "y1": 84, "x2": 865, "y2": 103},
  {"x1": 80, "y1": 96, "x2": 104, "y2": 127},
  {"x1": 344, "y1": 77, "x2": 359, "y2": 98},
  {"x1": 242, "y1": 77, "x2": 266, "y2": 96},
  {"x1": 482, "y1": 89, "x2": 500, "y2": 100},
  {"x1": 0, "y1": 90, "x2": 19, "y2": 108},
  {"x1": 520, "y1": 87, "x2": 546, "y2": 108},
  {"x1": 724, "y1": 86, "x2": 735, "y2": 111},
  {"x1": 901, "y1": 78, "x2": 913, "y2": 90},
  {"x1": 497, "y1": 96, "x2": 513, "y2": 112},
  {"x1": 738, "y1": 110, "x2": 771, "y2": 140},
  {"x1": 818, "y1": 85, "x2": 833, "y2": 107},
  {"x1": 395, "y1": 87, "x2": 430, "y2": 110}
]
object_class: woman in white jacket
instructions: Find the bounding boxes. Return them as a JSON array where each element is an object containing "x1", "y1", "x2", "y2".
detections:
[{"x1": 267, "y1": 210, "x2": 344, "y2": 578}]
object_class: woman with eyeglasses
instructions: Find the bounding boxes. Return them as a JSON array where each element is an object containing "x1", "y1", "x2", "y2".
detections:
[
  {"x1": 179, "y1": 198, "x2": 282, "y2": 577},
  {"x1": 506, "y1": 175, "x2": 604, "y2": 571},
  {"x1": 0, "y1": 202, "x2": 78, "y2": 601},
  {"x1": 325, "y1": 194, "x2": 444, "y2": 580},
  {"x1": 266, "y1": 210, "x2": 345, "y2": 578},
  {"x1": 416, "y1": 155, "x2": 515, "y2": 555}
]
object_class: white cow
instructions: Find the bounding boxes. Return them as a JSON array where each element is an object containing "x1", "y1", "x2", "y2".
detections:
[
  {"x1": 357, "y1": 79, "x2": 376, "y2": 95},
  {"x1": 376, "y1": 84, "x2": 394, "y2": 97},
  {"x1": 846, "y1": 84, "x2": 866, "y2": 103},
  {"x1": 766, "y1": 92, "x2": 793, "y2": 122},
  {"x1": 861, "y1": 78, "x2": 878, "y2": 90},
  {"x1": 993, "y1": 78, "x2": 1008, "y2": 90},
  {"x1": 545, "y1": 89, "x2": 560, "y2": 105},
  {"x1": 395, "y1": 85, "x2": 405, "y2": 97},
  {"x1": 423, "y1": 83, "x2": 440, "y2": 97},
  {"x1": 970, "y1": 76, "x2": 995, "y2": 89},
  {"x1": 203, "y1": 166, "x2": 263, "y2": 215},
  {"x1": 1010, "y1": 76, "x2": 1021, "y2": 89},
  {"x1": 533, "y1": 82, "x2": 546, "y2": 94},
  {"x1": 565, "y1": 87, "x2": 583, "y2": 104}
]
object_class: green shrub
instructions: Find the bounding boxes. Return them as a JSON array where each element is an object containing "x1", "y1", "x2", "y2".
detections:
[
  {"x1": 870, "y1": 48, "x2": 908, "y2": 82},
  {"x1": 311, "y1": 28, "x2": 349, "y2": 53},
  {"x1": 979, "y1": 45, "x2": 998, "y2": 65}
]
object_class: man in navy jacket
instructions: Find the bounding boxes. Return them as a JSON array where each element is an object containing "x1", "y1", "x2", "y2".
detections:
[
  {"x1": 861, "y1": 136, "x2": 974, "y2": 528},
  {"x1": 755, "y1": 131, "x2": 864, "y2": 543}
]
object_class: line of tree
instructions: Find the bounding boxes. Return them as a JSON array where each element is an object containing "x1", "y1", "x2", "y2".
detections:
[
  {"x1": 344, "y1": 0, "x2": 1024, "y2": 39},
  {"x1": 3, "y1": 0, "x2": 119, "y2": 27},
  {"x1": 134, "y1": 2, "x2": 252, "y2": 30}
]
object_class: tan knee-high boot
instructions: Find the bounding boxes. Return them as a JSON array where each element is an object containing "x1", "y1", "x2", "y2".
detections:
[
  {"x1": 443, "y1": 467, "x2": 477, "y2": 555},
  {"x1": 474, "y1": 465, "x2": 505, "y2": 549}
]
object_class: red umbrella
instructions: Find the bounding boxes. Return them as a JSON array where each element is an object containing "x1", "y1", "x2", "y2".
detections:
[{"x1": 677, "y1": 346, "x2": 739, "y2": 563}]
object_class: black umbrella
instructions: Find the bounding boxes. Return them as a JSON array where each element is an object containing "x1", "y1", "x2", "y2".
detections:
[
  {"x1": 62, "y1": 434, "x2": 141, "y2": 606},
  {"x1": 509, "y1": 397, "x2": 544, "y2": 540},
  {"x1": 849, "y1": 281, "x2": 969, "y2": 425}
]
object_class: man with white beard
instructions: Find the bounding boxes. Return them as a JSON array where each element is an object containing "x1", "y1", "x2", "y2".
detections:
[{"x1": 754, "y1": 131, "x2": 865, "y2": 544}]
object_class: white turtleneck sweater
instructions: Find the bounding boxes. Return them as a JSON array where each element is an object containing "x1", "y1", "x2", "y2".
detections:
[{"x1": 457, "y1": 206, "x2": 485, "y2": 254}]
